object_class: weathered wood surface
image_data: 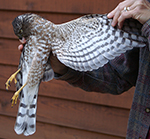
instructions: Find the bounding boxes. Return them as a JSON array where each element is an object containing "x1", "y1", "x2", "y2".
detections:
[
  {"x1": 0, "y1": 0, "x2": 133, "y2": 138},
  {"x1": 0, "y1": 90, "x2": 130, "y2": 137},
  {"x1": 0, "y1": 0, "x2": 122, "y2": 14},
  {"x1": 0, "y1": 115, "x2": 124, "y2": 139}
]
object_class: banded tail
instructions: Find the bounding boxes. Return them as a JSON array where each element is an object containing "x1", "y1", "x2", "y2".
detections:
[{"x1": 14, "y1": 84, "x2": 39, "y2": 136}]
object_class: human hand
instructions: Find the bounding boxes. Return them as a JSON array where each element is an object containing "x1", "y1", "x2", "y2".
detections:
[
  {"x1": 18, "y1": 38, "x2": 68, "y2": 75},
  {"x1": 18, "y1": 37, "x2": 26, "y2": 51},
  {"x1": 107, "y1": 0, "x2": 150, "y2": 28}
]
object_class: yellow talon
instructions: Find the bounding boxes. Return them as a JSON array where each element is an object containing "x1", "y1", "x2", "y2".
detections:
[
  {"x1": 14, "y1": 78, "x2": 17, "y2": 84},
  {"x1": 11, "y1": 82, "x2": 27, "y2": 107},
  {"x1": 5, "y1": 69, "x2": 21, "y2": 90},
  {"x1": 11, "y1": 91, "x2": 19, "y2": 107}
]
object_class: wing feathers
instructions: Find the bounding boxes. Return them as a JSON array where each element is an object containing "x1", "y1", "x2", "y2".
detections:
[{"x1": 54, "y1": 14, "x2": 147, "y2": 71}]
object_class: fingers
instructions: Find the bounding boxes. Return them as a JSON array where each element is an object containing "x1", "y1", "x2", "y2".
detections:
[
  {"x1": 117, "y1": 0, "x2": 150, "y2": 26},
  {"x1": 18, "y1": 37, "x2": 26, "y2": 52},
  {"x1": 108, "y1": 0, "x2": 150, "y2": 28},
  {"x1": 117, "y1": 10, "x2": 133, "y2": 28},
  {"x1": 109, "y1": 9, "x2": 121, "y2": 27},
  {"x1": 107, "y1": 0, "x2": 135, "y2": 27},
  {"x1": 107, "y1": 5, "x2": 119, "y2": 19},
  {"x1": 18, "y1": 44, "x2": 24, "y2": 51}
]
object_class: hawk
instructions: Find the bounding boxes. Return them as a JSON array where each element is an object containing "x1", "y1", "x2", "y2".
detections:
[{"x1": 5, "y1": 13, "x2": 147, "y2": 136}]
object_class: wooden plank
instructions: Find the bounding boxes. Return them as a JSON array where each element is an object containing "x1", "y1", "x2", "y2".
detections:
[
  {"x1": 1, "y1": 64, "x2": 134, "y2": 109},
  {"x1": 0, "y1": 39, "x2": 20, "y2": 65},
  {"x1": 40, "y1": 81, "x2": 134, "y2": 109},
  {"x1": 0, "y1": 115, "x2": 124, "y2": 139},
  {"x1": 0, "y1": 0, "x2": 122, "y2": 14},
  {"x1": 37, "y1": 96, "x2": 129, "y2": 137},
  {"x1": 0, "y1": 90, "x2": 129, "y2": 137}
]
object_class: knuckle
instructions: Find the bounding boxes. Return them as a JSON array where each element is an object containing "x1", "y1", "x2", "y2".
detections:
[
  {"x1": 121, "y1": 12, "x2": 127, "y2": 17},
  {"x1": 136, "y1": 0, "x2": 145, "y2": 6},
  {"x1": 136, "y1": 6, "x2": 141, "y2": 12},
  {"x1": 120, "y1": 12, "x2": 127, "y2": 20},
  {"x1": 118, "y1": 2, "x2": 125, "y2": 10},
  {"x1": 137, "y1": 0, "x2": 144, "y2": 4},
  {"x1": 118, "y1": 2, "x2": 122, "y2": 7},
  {"x1": 134, "y1": 6, "x2": 141, "y2": 13}
]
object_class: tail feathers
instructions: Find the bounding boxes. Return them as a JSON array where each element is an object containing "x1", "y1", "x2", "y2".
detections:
[{"x1": 14, "y1": 93, "x2": 37, "y2": 136}]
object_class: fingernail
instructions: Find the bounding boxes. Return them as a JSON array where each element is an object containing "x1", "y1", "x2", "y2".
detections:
[
  {"x1": 107, "y1": 13, "x2": 111, "y2": 18},
  {"x1": 118, "y1": 22, "x2": 122, "y2": 29},
  {"x1": 111, "y1": 22, "x2": 115, "y2": 27},
  {"x1": 18, "y1": 45, "x2": 20, "y2": 50},
  {"x1": 18, "y1": 44, "x2": 22, "y2": 50}
]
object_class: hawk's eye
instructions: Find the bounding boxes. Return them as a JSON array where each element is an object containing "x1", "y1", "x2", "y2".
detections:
[{"x1": 20, "y1": 29, "x2": 23, "y2": 33}]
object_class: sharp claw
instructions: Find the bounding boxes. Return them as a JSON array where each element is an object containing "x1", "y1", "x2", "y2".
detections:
[
  {"x1": 11, "y1": 98, "x2": 15, "y2": 107},
  {"x1": 10, "y1": 81, "x2": 27, "y2": 107},
  {"x1": 11, "y1": 99, "x2": 14, "y2": 107},
  {"x1": 5, "y1": 83, "x2": 10, "y2": 90},
  {"x1": 5, "y1": 68, "x2": 21, "y2": 90},
  {"x1": 11, "y1": 99, "x2": 15, "y2": 107},
  {"x1": 14, "y1": 78, "x2": 17, "y2": 84},
  {"x1": 15, "y1": 98, "x2": 17, "y2": 105}
]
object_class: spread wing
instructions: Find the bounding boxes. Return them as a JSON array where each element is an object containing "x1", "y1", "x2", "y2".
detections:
[{"x1": 52, "y1": 14, "x2": 147, "y2": 71}]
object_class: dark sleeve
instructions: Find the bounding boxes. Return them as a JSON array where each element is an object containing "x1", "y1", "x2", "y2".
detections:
[
  {"x1": 142, "y1": 19, "x2": 150, "y2": 49},
  {"x1": 54, "y1": 47, "x2": 139, "y2": 95}
]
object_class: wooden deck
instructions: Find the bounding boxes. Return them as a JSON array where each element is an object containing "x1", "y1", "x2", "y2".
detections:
[{"x1": 0, "y1": 0, "x2": 135, "y2": 138}]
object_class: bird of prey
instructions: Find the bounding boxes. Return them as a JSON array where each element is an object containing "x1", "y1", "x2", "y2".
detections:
[{"x1": 5, "y1": 13, "x2": 147, "y2": 136}]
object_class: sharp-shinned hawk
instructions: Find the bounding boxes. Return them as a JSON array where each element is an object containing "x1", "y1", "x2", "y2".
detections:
[{"x1": 5, "y1": 13, "x2": 147, "y2": 136}]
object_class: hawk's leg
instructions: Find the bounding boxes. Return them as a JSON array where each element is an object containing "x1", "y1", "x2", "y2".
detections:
[
  {"x1": 11, "y1": 82, "x2": 27, "y2": 107},
  {"x1": 5, "y1": 68, "x2": 21, "y2": 90}
]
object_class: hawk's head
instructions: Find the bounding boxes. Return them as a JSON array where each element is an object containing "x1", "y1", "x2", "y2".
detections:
[{"x1": 12, "y1": 13, "x2": 39, "y2": 40}]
